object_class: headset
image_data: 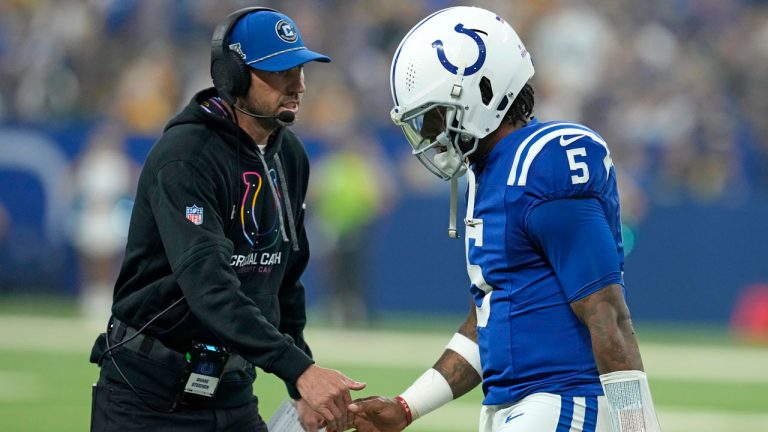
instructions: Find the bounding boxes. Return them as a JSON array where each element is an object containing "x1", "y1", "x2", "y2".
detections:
[
  {"x1": 210, "y1": 6, "x2": 277, "y2": 105},
  {"x1": 210, "y1": 6, "x2": 296, "y2": 124}
]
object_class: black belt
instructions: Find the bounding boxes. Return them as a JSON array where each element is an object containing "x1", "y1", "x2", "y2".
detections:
[{"x1": 109, "y1": 318, "x2": 252, "y2": 373}]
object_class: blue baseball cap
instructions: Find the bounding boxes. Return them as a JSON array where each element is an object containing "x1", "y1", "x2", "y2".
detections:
[{"x1": 227, "y1": 10, "x2": 330, "y2": 72}]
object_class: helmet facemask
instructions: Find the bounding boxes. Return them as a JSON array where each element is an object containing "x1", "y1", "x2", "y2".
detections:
[{"x1": 392, "y1": 102, "x2": 478, "y2": 180}]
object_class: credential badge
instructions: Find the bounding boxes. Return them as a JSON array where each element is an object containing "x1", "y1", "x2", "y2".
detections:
[{"x1": 186, "y1": 205, "x2": 204, "y2": 225}]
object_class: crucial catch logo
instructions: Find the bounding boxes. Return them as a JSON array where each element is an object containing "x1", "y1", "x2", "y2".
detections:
[{"x1": 230, "y1": 252, "x2": 282, "y2": 267}]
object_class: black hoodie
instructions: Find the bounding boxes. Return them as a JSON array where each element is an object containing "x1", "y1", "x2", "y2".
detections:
[{"x1": 104, "y1": 88, "x2": 314, "y2": 405}]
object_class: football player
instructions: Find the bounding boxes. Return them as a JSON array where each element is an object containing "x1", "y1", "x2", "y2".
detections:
[{"x1": 350, "y1": 6, "x2": 662, "y2": 432}]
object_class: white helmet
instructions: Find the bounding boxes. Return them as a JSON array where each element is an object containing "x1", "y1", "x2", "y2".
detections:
[{"x1": 390, "y1": 6, "x2": 535, "y2": 180}]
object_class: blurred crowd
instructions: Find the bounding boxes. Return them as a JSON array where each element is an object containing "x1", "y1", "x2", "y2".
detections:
[
  {"x1": 1, "y1": 0, "x2": 766, "y2": 203},
  {"x1": 1, "y1": 0, "x2": 767, "y2": 318}
]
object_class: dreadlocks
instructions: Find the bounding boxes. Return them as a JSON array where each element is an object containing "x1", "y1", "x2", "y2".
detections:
[{"x1": 505, "y1": 83, "x2": 535, "y2": 125}]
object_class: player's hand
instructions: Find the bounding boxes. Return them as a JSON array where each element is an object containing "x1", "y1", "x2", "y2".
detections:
[
  {"x1": 295, "y1": 398, "x2": 325, "y2": 432},
  {"x1": 348, "y1": 396, "x2": 408, "y2": 432},
  {"x1": 296, "y1": 365, "x2": 366, "y2": 432}
]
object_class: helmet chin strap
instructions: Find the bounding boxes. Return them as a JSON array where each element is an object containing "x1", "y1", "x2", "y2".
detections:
[
  {"x1": 448, "y1": 175, "x2": 460, "y2": 238},
  {"x1": 432, "y1": 137, "x2": 469, "y2": 238}
]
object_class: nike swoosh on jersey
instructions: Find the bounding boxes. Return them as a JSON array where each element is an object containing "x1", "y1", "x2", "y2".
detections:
[
  {"x1": 505, "y1": 413, "x2": 524, "y2": 423},
  {"x1": 559, "y1": 134, "x2": 586, "y2": 146}
]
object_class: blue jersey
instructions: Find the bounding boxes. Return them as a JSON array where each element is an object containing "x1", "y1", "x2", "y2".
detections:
[{"x1": 465, "y1": 118, "x2": 624, "y2": 405}]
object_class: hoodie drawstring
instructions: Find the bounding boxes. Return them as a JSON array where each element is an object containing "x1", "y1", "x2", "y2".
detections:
[
  {"x1": 274, "y1": 154, "x2": 299, "y2": 252},
  {"x1": 255, "y1": 150, "x2": 291, "y2": 247}
]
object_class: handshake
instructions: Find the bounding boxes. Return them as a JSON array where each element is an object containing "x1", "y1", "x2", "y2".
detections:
[{"x1": 292, "y1": 364, "x2": 411, "y2": 432}]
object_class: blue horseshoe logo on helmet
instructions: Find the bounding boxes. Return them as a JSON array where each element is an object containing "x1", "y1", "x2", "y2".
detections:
[{"x1": 431, "y1": 24, "x2": 486, "y2": 76}]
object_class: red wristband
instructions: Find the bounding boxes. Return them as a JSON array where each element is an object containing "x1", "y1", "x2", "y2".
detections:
[{"x1": 394, "y1": 396, "x2": 413, "y2": 425}]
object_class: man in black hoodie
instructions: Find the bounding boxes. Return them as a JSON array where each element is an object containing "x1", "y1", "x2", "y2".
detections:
[{"x1": 90, "y1": 7, "x2": 363, "y2": 432}]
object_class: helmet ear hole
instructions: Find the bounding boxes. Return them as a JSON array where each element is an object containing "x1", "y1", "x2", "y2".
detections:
[
  {"x1": 496, "y1": 95, "x2": 509, "y2": 111},
  {"x1": 480, "y1": 76, "x2": 493, "y2": 105}
]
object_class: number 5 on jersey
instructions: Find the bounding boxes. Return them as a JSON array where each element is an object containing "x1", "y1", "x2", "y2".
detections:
[{"x1": 566, "y1": 147, "x2": 589, "y2": 185}]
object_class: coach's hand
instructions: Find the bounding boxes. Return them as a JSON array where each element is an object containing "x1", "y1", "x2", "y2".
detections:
[
  {"x1": 296, "y1": 365, "x2": 366, "y2": 432},
  {"x1": 295, "y1": 398, "x2": 325, "y2": 432},
  {"x1": 348, "y1": 396, "x2": 408, "y2": 432}
]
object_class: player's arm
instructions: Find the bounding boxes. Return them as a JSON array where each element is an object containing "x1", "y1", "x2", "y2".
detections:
[
  {"x1": 349, "y1": 300, "x2": 482, "y2": 431},
  {"x1": 572, "y1": 288, "x2": 662, "y2": 432},
  {"x1": 429, "y1": 299, "x2": 483, "y2": 398},
  {"x1": 528, "y1": 197, "x2": 661, "y2": 431},
  {"x1": 570, "y1": 284, "x2": 642, "y2": 372},
  {"x1": 527, "y1": 198, "x2": 641, "y2": 372}
]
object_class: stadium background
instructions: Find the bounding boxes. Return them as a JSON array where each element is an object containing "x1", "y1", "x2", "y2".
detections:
[{"x1": 0, "y1": 0, "x2": 767, "y2": 431}]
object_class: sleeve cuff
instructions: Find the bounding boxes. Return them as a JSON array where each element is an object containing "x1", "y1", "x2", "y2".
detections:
[
  {"x1": 264, "y1": 344, "x2": 314, "y2": 389},
  {"x1": 567, "y1": 271, "x2": 623, "y2": 302},
  {"x1": 286, "y1": 382, "x2": 302, "y2": 400}
]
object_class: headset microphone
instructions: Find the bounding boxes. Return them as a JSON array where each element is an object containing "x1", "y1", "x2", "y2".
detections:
[
  {"x1": 232, "y1": 104, "x2": 296, "y2": 125},
  {"x1": 275, "y1": 111, "x2": 295, "y2": 123}
]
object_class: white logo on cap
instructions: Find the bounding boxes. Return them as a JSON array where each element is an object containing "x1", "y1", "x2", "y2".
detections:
[
  {"x1": 275, "y1": 20, "x2": 298, "y2": 43},
  {"x1": 229, "y1": 43, "x2": 246, "y2": 60}
]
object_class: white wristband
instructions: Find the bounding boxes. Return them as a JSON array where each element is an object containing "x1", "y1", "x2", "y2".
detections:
[
  {"x1": 399, "y1": 368, "x2": 453, "y2": 421},
  {"x1": 445, "y1": 332, "x2": 482, "y2": 377},
  {"x1": 600, "y1": 370, "x2": 662, "y2": 432}
]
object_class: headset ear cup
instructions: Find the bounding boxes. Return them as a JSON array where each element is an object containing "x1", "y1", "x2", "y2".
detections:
[
  {"x1": 211, "y1": 57, "x2": 234, "y2": 104},
  {"x1": 228, "y1": 51, "x2": 251, "y2": 99},
  {"x1": 211, "y1": 51, "x2": 251, "y2": 104},
  {"x1": 211, "y1": 7, "x2": 275, "y2": 103}
]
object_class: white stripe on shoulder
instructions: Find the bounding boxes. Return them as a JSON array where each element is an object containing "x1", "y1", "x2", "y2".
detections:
[
  {"x1": 513, "y1": 125, "x2": 611, "y2": 187},
  {"x1": 507, "y1": 122, "x2": 573, "y2": 186}
]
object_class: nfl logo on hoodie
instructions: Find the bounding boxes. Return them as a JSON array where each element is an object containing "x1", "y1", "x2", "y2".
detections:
[{"x1": 186, "y1": 205, "x2": 204, "y2": 225}]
